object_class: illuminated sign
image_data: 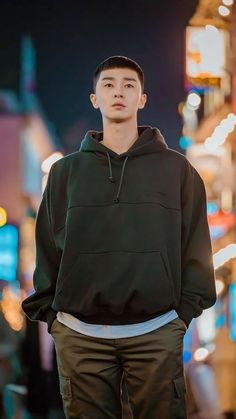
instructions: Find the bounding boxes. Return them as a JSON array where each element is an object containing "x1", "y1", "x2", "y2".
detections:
[
  {"x1": 215, "y1": 299, "x2": 225, "y2": 329},
  {"x1": 183, "y1": 322, "x2": 194, "y2": 364},
  {"x1": 196, "y1": 306, "x2": 216, "y2": 344},
  {"x1": 229, "y1": 283, "x2": 236, "y2": 341},
  {"x1": 186, "y1": 26, "x2": 228, "y2": 89},
  {"x1": 0, "y1": 224, "x2": 18, "y2": 282},
  {"x1": 187, "y1": 143, "x2": 233, "y2": 216},
  {"x1": 0, "y1": 207, "x2": 7, "y2": 227},
  {"x1": 208, "y1": 212, "x2": 236, "y2": 241}
]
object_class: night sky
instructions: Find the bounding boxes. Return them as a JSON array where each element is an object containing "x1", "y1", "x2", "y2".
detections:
[{"x1": 1, "y1": 0, "x2": 198, "y2": 153}]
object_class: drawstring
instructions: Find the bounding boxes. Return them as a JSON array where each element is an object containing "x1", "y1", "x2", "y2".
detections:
[
  {"x1": 105, "y1": 151, "x2": 129, "y2": 203},
  {"x1": 114, "y1": 155, "x2": 129, "y2": 203},
  {"x1": 106, "y1": 151, "x2": 115, "y2": 183}
]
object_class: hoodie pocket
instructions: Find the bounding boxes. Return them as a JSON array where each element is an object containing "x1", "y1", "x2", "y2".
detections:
[{"x1": 55, "y1": 250, "x2": 175, "y2": 317}]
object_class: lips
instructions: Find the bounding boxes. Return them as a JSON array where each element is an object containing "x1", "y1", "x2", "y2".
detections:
[{"x1": 112, "y1": 103, "x2": 125, "y2": 107}]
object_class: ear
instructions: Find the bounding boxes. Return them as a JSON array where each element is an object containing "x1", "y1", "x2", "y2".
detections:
[
  {"x1": 90, "y1": 93, "x2": 99, "y2": 109},
  {"x1": 138, "y1": 93, "x2": 147, "y2": 110}
]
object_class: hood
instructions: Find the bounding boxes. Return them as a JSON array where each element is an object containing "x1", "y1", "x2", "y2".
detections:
[
  {"x1": 79, "y1": 126, "x2": 168, "y2": 203},
  {"x1": 79, "y1": 125, "x2": 168, "y2": 157}
]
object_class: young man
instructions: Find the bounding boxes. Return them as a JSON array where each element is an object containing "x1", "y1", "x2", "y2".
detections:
[{"x1": 22, "y1": 56, "x2": 216, "y2": 419}]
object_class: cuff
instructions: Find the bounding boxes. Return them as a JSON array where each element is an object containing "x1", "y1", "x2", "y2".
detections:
[
  {"x1": 46, "y1": 309, "x2": 57, "y2": 333},
  {"x1": 176, "y1": 300, "x2": 202, "y2": 328}
]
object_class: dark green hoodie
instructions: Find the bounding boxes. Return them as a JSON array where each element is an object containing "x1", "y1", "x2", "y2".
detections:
[{"x1": 22, "y1": 126, "x2": 216, "y2": 331}]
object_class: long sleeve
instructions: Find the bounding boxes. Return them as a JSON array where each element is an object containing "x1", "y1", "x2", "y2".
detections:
[
  {"x1": 22, "y1": 164, "x2": 61, "y2": 331},
  {"x1": 176, "y1": 162, "x2": 216, "y2": 327}
]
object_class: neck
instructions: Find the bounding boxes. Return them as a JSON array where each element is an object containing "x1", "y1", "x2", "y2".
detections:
[{"x1": 101, "y1": 118, "x2": 139, "y2": 154}]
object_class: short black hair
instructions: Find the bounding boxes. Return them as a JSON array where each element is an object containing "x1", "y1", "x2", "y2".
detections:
[{"x1": 93, "y1": 56, "x2": 144, "y2": 93}]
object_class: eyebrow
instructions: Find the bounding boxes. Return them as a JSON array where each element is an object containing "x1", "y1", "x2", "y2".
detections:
[{"x1": 100, "y1": 77, "x2": 137, "y2": 83}]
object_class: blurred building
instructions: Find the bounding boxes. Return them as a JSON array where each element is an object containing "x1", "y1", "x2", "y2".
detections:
[
  {"x1": 0, "y1": 36, "x2": 63, "y2": 296},
  {"x1": 0, "y1": 36, "x2": 64, "y2": 417},
  {"x1": 180, "y1": 1, "x2": 236, "y2": 418}
]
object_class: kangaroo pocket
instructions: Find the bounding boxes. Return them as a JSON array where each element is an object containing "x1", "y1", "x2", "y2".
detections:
[{"x1": 55, "y1": 250, "x2": 175, "y2": 318}]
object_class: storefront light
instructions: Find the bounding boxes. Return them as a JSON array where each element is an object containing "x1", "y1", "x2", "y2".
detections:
[
  {"x1": 221, "y1": 187, "x2": 233, "y2": 213},
  {"x1": 215, "y1": 279, "x2": 225, "y2": 296},
  {"x1": 207, "y1": 201, "x2": 218, "y2": 215},
  {"x1": 0, "y1": 207, "x2": 7, "y2": 227},
  {"x1": 186, "y1": 25, "x2": 226, "y2": 89},
  {"x1": 222, "y1": 0, "x2": 234, "y2": 6},
  {"x1": 194, "y1": 347, "x2": 209, "y2": 362},
  {"x1": 227, "y1": 113, "x2": 236, "y2": 124},
  {"x1": 196, "y1": 307, "x2": 216, "y2": 344},
  {"x1": 1, "y1": 286, "x2": 25, "y2": 331},
  {"x1": 213, "y1": 243, "x2": 236, "y2": 269},
  {"x1": 229, "y1": 284, "x2": 236, "y2": 341},
  {"x1": 179, "y1": 135, "x2": 193, "y2": 150},
  {"x1": 218, "y1": 5, "x2": 230, "y2": 16},
  {"x1": 204, "y1": 113, "x2": 236, "y2": 151},
  {"x1": 187, "y1": 92, "x2": 201, "y2": 109},
  {"x1": 205, "y1": 25, "x2": 219, "y2": 34}
]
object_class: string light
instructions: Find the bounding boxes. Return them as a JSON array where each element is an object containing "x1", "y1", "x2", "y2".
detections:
[
  {"x1": 194, "y1": 347, "x2": 209, "y2": 362},
  {"x1": 218, "y1": 5, "x2": 230, "y2": 16},
  {"x1": 204, "y1": 113, "x2": 236, "y2": 151},
  {"x1": 213, "y1": 243, "x2": 236, "y2": 269},
  {"x1": 222, "y1": 0, "x2": 233, "y2": 6},
  {"x1": 0, "y1": 207, "x2": 7, "y2": 227},
  {"x1": 215, "y1": 279, "x2": 225, "y2": 296},
  {"x1": 0, "y1": 287, "x2": 26, "y2": 331}
]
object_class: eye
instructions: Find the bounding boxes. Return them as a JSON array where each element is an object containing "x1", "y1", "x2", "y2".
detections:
[
  {"x1": 125, "y1": 84, "x2": 134, "y2": 88},
  {"x1": 104, "y1": 83, "x2": 113, "y2": 87}
]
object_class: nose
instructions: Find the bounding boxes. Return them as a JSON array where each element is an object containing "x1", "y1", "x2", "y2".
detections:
[{"x1": 114, "y1": 84, "x2": 124, "y2": 98}]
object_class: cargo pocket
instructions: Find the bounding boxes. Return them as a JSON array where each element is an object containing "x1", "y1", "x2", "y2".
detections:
[
  {"x1": 171, "y1": 376, "x2": 187, "y2": 418},
  {"x1": 59, "y1": 376, "x2": 72, "y2": 400}
]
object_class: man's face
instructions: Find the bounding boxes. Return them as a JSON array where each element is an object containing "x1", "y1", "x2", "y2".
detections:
[{"x1": 90, "y1": 68, "x2": 147, "y2": 122}]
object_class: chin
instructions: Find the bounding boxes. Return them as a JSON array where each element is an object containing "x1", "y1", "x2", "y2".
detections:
[
  {"x1": 107, "y1": 115, "x2": 131, "y2": 123},
  {"x1": 112, "y1": 118, "x2": 127, "y2": 123}
]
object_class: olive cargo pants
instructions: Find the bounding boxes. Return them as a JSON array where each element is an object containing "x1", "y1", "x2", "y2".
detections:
[{"x1": 50, "y1": 317, "x2": 187, "y2": 419}]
